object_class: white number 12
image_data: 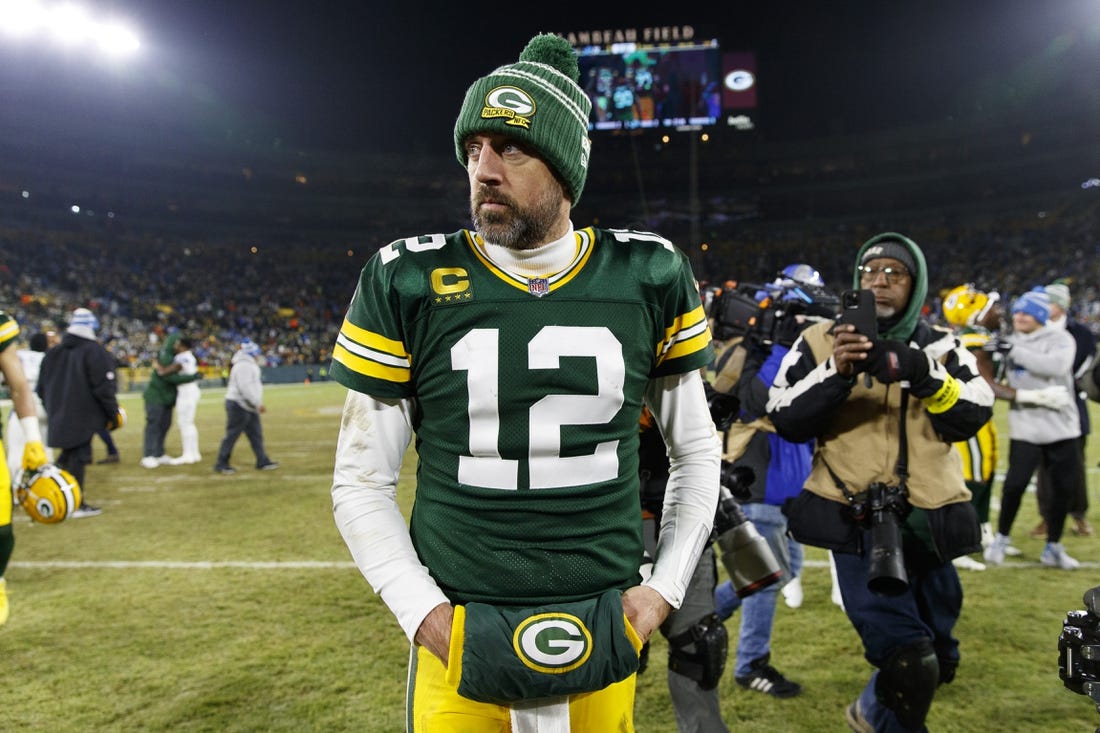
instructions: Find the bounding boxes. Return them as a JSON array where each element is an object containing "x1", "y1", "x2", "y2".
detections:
[{"x1": 452, "y1": 326, "x2": 625, "y2": 490}]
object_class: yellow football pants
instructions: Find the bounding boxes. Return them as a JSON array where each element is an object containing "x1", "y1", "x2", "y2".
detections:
[{"x1": 408, "y1": 643, "x2": 636, "y2": 732}]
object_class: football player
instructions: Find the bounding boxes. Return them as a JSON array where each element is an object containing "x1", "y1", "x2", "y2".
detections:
[
  {"x1": 330, "y1": 34, "x2": 721, "y2": 732},
  {"x1": 0, "y1": 310, "x2": 51, "y2": 625},
  {"x1": 941, "y1": 284, "x2": 1012, "y2": 567}
]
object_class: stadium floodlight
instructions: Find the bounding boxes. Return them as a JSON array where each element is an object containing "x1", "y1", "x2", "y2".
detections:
[
  {"x1": 95, "y1": 21, "x2": 139, "y2": 55},
  {"x1": 0, "y1": 0, "x2": 46, "y2": 37},
  {"x1": 0, "y1": 0, "x2": 139, "y2": 57}
]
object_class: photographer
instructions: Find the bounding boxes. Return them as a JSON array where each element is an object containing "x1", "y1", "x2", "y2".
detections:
[
  {"x1": 766, "y1": 234, "x2": 994, "y2": 732},
  {"x1": 712, "y1": 263, "x2": 839, "y2": 699}
]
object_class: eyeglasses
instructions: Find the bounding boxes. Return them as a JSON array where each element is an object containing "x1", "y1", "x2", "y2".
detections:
[{"x1": 858, "y1": 265, "x2": 910, "y2": 285}]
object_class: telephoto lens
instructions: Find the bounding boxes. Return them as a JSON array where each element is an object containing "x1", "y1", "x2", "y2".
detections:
[
  {"x1": 866, "y1": 483, "x2": 908, "y2": 596},
  {"x1": 714, "y1": 486, "x2": 783, "y2": 597}
]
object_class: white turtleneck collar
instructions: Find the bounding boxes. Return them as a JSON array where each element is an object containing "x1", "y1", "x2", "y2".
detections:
[
  {"x1": 479, "y1": 224, "x2": 577, "y2": 278},
  {"x1": 1047, "y1": 313, "x2": 1067, "y2": 331}
]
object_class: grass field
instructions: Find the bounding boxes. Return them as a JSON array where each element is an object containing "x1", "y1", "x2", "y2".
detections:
[{"x1": 5, "y1": 380, "x2": 1100, "y2": 732}]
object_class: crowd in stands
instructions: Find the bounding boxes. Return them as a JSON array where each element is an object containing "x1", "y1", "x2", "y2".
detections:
[
  {"x1": 1, "y1": 189, "x2": 1097, "y2": 387},
  {"x1": 0, "y1": 223, "x2": 357, "y2": 378}
]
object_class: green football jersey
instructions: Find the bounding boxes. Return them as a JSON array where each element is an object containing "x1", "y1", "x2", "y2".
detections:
[
  {"x1": 332, "y1": 227, "x2": 713, "y2": 606},
  {"x1": 0, "y1": 311, "x2": 19, "y2": 355}
]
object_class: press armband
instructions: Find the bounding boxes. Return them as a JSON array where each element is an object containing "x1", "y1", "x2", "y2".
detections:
[{"x1": 921, "y1": 373, "x2": 961, "y2": 414}]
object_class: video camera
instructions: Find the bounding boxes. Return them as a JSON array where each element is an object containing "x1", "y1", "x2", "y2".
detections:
[
  {"x1": 1059, "y1": 586, "x2": 1100, "y2": 730},
  {"x1": 709, "y1": 273, "x2": 840, "y2": 347}
]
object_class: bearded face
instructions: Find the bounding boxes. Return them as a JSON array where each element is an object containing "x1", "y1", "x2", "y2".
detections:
[{"x1": 470, "y1": 180, "x2": 565, "y2": 251}]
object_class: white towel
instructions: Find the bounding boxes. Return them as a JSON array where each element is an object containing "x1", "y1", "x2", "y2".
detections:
[{"x1": 510, "y1": 698, "x2": 570, "y2": 733}]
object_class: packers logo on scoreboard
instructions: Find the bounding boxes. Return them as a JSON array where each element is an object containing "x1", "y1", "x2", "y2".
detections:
[{"x1": 512, "y1": 612, "x2": 593, "y2": 674}]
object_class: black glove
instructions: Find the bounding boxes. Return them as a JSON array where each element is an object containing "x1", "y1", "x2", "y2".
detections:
[
  {"x1": 772, "y1": 314, "x2": 803, "y2": 348},
  {"x1": 981, "y1": 333, "x2": 1014, "y2": 355},
  {"x1": 864, "y1": 340, "x2": 934, "y2": 394}
]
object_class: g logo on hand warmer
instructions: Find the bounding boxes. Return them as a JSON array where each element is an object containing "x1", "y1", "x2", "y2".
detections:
[{"x1": 513, "y1": 613, "x2": 592, "y2": 673}]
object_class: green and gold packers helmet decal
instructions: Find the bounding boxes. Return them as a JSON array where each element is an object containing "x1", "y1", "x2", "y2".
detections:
[
  {"x1": 481, "y1": 85, "x2": 536, "y2": 129},
  {"x1": 512, "y1": 612, "x2": 593, "y2": 674}
]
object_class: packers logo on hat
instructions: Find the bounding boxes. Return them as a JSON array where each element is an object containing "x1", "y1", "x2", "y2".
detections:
[
  {"x1": 454, "y1": 33, "x2": 593, "y2": 205},
  {"x1": 482, "y1": 86, "x2": 536, "y2": 129}
]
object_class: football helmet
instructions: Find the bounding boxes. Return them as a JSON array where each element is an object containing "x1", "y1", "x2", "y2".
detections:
[
  {"x1": 17, "y1": 464, "x2": 82, "y2": 524},
  {"x1": 779, "y1": 263, "x2": 825, "y2": 288},
  {"x1": 943, "y1": 284, "x2": 999, "y2": 327}
]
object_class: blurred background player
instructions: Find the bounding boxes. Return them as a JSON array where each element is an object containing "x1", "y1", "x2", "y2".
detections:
[
  {"x1": 941, "y1": 284, "x2": 1008, "y2": 569},
  {"x1": 159, "y1": 337, "x2": 203, "y2": 465},
  {"x1": 0, "y1": 310, "x2": 53, "y2": 624},
  {"x1": 5, "y1": 329, "x2": 59, "y2": 481}
]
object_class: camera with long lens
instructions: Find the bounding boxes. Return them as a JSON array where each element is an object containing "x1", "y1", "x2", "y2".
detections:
[
  {"x1": 1059, "y1": 586, "x2": 1100, "y2": 730},
  {"x1": 714, "y1": 465, "x2": 783, "y2": 598},
  {"x1": 851, "y1": 482, "x2": 911, "y2": 597}
]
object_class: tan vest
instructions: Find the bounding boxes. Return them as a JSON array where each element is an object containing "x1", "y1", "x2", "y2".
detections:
[{"x1": 797, "y1": 322, "x2": 971, "y2": 510}]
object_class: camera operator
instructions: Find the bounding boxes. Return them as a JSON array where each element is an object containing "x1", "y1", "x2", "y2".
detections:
[
  {"x1": 766, "y1": 234, "x2": 994, "y2": 732},
  {"x1": 712, "y1": 263, "x2": 839, "y2": 699}
]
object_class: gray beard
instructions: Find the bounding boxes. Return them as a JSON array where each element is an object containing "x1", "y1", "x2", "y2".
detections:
[{"x1": 470, "y1": 188, "x2": 562, "y2": 251}]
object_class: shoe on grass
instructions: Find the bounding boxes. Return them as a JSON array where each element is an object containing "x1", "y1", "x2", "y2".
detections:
[
  {"x1": 71, "y1": 503, "x2": 102, "y2": 519},
  {"x1": 1040, "y1": 542, "x2": 1079, "y2": 570},
  {"x1": 96, "y1": 454, "x2": 120, "y2": 464},
  {"x1": 983, "y1": 533, "x2": 1009, "y2": 565},
  {"x1": 256, "y1": 461, "x2": 279, "y2": 471},
  {"x1": 139, "y1": 456, "x2": 160, "y2": 469},
  {"x1": 735, "y1": 653, "x2": 801, "y2": 698},
  {"x1": 952, "y1": 555, "x2": 986, "y2": 572},
  {"x1": 782, "y1": 576, "x2": 804, "y2": 608},
  {"x1": 215, "y1": 466, "x2": 237, "y2": 475},
  {"x1": 845, "y1": 698, "x2": 873, "y2": 733},
  {"x1": 1072, "y1": 517, "x2": 1093, "y2": 536}
]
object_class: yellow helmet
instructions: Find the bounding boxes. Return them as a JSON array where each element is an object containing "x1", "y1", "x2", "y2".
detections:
[
  {"x1": 16, "y1": 464, "x2": 82, "y2": 524},
  {"x1": 942, "y1": 284, "x2": 995, "y2": 327}
]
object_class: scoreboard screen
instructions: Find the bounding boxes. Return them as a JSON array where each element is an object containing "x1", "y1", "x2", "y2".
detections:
[{"x1": 576, "y1": 40, "x2": 723, "y2": 131}]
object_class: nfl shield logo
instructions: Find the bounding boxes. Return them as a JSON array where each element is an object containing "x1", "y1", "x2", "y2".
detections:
[{"x1": 528, "y1": 277, "x2": 549, "y2": 298}]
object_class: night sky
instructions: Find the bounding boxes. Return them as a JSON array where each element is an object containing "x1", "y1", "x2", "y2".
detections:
[{"x1": 2, "y1": 0, "x2": 1099, "y2": 155}]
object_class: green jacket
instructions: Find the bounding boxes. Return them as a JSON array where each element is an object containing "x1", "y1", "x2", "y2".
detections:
[{"x1": 143, "y1": 333, "x2": 201, "y2": 407}]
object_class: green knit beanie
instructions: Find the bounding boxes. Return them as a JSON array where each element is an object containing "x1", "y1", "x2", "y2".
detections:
[{"x1": 454, "y1": 33, "x2": 592, "y2": 206}]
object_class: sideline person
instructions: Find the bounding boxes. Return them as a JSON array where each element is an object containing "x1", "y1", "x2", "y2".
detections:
[
  {"x1": 213, "y1": 339, "x2": 277, "y2": 474},
  {"x1": 37, "y1": 308, "x2": 124, "y2": 518},
  {"x1": 767, "y1": 234, "x2": 993, "y2": 732},
  {"x1": 5, "y1": 329, "x2": 58, "y2": 480},
  {"x1": 1030, "y1": 282, "x2": 1095, "y2": 538},
  {"x1": 983, "y1": 288, "x2": 1081, "y2": 570},
  {"x1": 140, "y1": 331, "x2": 201, "y2": 469},
  {"x1": 329, "y1": 34, "x2": 721, "y2": 732},
  {"x1": 0, "y1": 311, "x2": 51, "y2": 625}
]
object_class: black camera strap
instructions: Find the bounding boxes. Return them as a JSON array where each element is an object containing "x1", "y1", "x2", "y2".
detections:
[{"x1": 896, "y1": 388, "x2": 910, "y2": 489}]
